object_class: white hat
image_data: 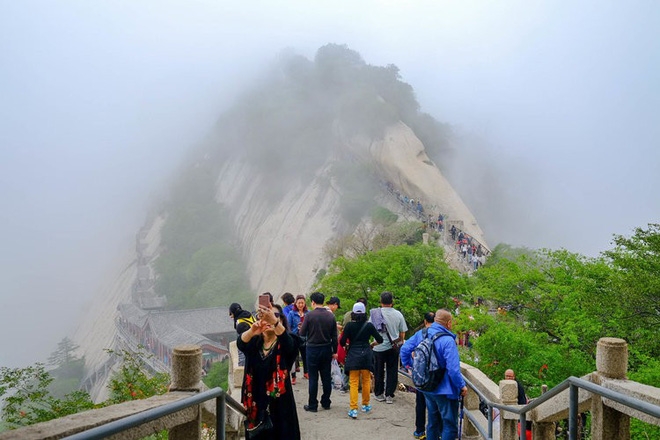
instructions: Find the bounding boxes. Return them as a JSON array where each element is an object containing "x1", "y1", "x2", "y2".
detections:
[{"x1": 352, "y1": 302, "x2": 366, "y2": 314}]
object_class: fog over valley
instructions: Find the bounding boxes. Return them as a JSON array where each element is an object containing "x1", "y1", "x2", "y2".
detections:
[{"x1": 1, "y1": 1, "x2": 658, "y2": 368}]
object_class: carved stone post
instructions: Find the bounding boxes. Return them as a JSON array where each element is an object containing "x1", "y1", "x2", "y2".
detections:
[
  {"x1": 422, "y1": 232, "x2": 429, "y2": 245},
  {"x1": 500, "y1": 380, "x2": 518, "y2": 440},
  {"x1": 591, "y1": 337, "x2": 629, "y2": 440},
  {"x1": 169, "y1": 345, "x2": 203, "y2": 440},
  {"x1": 532, "y1": 422, "x2": 555, "y2": 440},
  {"x1": 462, "y1": 387, "x2": 481, "y2": 439},
  {"x1": 533, "y1": 385, "x2": 555, "y2": 440}
]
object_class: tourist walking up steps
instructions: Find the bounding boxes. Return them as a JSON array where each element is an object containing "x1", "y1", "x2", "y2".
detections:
[
  {"x1": 400, "y1": 309, "x2": 467, "y2": 440},
  {"x1": 340, "y1": 302, "x2": 383, "y2": 419},
  {"x1": 300, "y1": 291, "x2": 338, "y2": 412},
  {"x1": 370, "y1": 291, "x2": 408, "y2": 404}
]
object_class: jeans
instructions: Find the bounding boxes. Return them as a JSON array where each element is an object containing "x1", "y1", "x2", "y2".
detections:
[
  {"x1": 306, "y1": 344, "x2": 333, "y2": 409},
  {"x1": 373, "y1": 348, "x2": 399, "y2": 397},
  {"x1": 424, "y1": 393, "x2": 459, "y2": 440}
]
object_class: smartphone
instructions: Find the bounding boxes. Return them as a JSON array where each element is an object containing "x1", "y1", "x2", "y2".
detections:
[{"x1": 258, "y1": 294, "x2": 270, "y2": 309}]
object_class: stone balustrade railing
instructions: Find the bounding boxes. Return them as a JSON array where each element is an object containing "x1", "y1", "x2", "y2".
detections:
[
  {"x1": 458, "y1": 337, "x2": 660, "y2": 440},
  {"x1": 2, "y1": 338, "x2": 657, "y2": 439},
  {"x1": 0, "y1": 345, "x2": 244, "y2": 440}
]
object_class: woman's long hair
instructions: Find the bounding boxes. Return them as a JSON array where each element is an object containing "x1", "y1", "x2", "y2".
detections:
[
  {"x1": 351, "y1": 312, "x2": 367, "y2": 323},
  {"x1": 292, "y1": 294, "x2": 308, "y2": 313},
  {"x1": 273, "y1": 304, "x2": 290, "y2": 331}
]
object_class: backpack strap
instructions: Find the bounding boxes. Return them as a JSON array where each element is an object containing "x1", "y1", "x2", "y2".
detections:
[
  {"x1": 429, "y1": 332, "x2": 453, "y2": 362},
  {"x1": 347, "y1": 322, "x2": 369, "y2": 351}
]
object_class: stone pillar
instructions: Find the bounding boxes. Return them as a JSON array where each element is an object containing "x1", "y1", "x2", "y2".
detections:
[
  {"x1": 533, "y1": 385, "x2": 555, "y2": 440},
  {"x1": 591, "y1": 338, "x2": 629, "y2": 440},
  {"x1": 532, "y1": 422, "x2": 555, "y2": 440},
  {"x1": 500, "y1": 380, "x2": 518, "y2": 440},
  {"x1": 462, "y1": 388, "x2": 481, "y2": 440},
  {"x1": 170, "y1": 345, "x2": 202, "y2": 391},
  {"x1": 422, "y1": 232, "x2": 429, "y2": 245},
  {"x1": 169, "y1": 345, "x2": 203, "y2": 440}
]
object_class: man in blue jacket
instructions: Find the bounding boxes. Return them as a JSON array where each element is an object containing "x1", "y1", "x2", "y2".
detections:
[{"x1": 401, "y1": 308, "x2": 468, "y2": 440}]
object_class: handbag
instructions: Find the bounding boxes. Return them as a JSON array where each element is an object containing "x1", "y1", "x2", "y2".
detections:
[
  {"x1": 244, "y1": 408, "x2": 273, "y2": 439},
  {"x1": 382, "y1": 320, "x2": 402, "y2": 354}
]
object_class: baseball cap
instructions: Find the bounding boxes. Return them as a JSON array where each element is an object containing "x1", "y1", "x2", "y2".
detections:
[{"x1": 352, "y1": 302, "x2": 366, "y2": 314}]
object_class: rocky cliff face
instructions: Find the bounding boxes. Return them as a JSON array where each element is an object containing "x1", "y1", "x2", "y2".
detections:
[
  {"x1": 74, "y1": 119, "x2": 487, "y2": 387},
  {"x1": 214, "y1": 120, "x2": 487, "y2": 299}
]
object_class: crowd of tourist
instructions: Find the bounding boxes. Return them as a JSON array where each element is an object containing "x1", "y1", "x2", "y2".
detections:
[
  {"x1": 229, "y1": 291, "x2": 471, "y2": 440},
  {"x1": 383, "y1": 180, "x2": 489, "y2": 271}
]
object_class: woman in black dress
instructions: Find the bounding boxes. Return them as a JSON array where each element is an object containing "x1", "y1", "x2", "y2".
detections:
[{"x1": 237, "y1": 304, "x2": 301, "y2": 439}]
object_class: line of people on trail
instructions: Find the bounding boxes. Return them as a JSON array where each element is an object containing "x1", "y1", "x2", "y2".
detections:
[
  {"x1": 384, "y1": 180, "x2": 444, "y2": 231},
  {"x1": 383, "y1": 180, "x2": 490, "y2": 271},
  {"x1": 450, "y1": 225, "x2": 487, "y2": 270},
  {"x1": 229, "y1": 291, "x2": 470, "y2": 440}
]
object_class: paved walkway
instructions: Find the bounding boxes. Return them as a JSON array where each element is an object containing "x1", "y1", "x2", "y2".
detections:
[{"x1": 291, "y1": 377, "x2": 418, "y2": 440}]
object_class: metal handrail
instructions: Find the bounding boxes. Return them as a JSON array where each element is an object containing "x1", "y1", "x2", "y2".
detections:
[
  {"x1": 63, "y1": 387, "x2": 246, "y2": 440},
  {"x1": 401, "y1": 369, "x2": 660, "y2": 440},
  {"x1": 465, "y1": 375, "x2": 660, "y2": 440}
]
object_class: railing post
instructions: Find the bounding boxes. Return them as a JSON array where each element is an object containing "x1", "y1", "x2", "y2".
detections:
[
  {"x1": 500, "y1": 379, "x2": 519, "y2": 440},
  {"x1": 569, "y1": 384, "x2": 578, "y2": 440},
  {"x1": 217, "y1": 394, "x2": 226, "y2": 440},
  {"x1": 169, "y1": 345, "x2": 203, "y2": 440},
  {"x1": 463, "y1": 387, "x2": 481, "y2": 439},
  {"x1": 591, "y1": 337, "x2": 630, "y2": 440},
  {"x1": 532, "y1": 384, "x2": 555, "y2": 440}
]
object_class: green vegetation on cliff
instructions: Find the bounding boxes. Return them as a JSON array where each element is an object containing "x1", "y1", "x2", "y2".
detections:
[
  {"x1": 154, "y1": 160, "x2": 253, "y2": 309},
  {"x1": 153, "y1": 43, "x2": 456, "y2": 305},
  {"x1": 318, "y1": 224, "x2": 660, "y2": 395}
]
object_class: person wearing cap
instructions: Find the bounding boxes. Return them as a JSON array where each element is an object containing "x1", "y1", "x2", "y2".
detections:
[
  {"x1": 325, "y1": 296, "x2": 341, "y2": 313},
  {"x1": 229, "y1": 303, "x2": 256, "y2": 366},
  {"x1": 326, "y1": 296, "x2": 344, "y2": 334},
  {"x1": 343, "y1": 297, "x2": 367, "y2": 327},
  {"x1": 340, "y1": 302, "x2": 383, "y2": 419}
]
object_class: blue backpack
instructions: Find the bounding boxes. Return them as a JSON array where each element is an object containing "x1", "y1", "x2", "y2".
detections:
[{"x1": 412, "y1": 329, "x2": 452, "y2": 391}]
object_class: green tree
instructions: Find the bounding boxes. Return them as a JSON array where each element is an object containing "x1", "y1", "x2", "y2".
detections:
[
  {"x1": 467, "y1": 321, "x2": 593, "y2": 397},
  {"x1": 318, "y1": 243, "x2": 467, "y2": 328},
  {"x1": 0, "y1": 364, "x2": 94, "y2": 429},
  {"x1": 106, "y1": 348, "x2": 169, "y2": 404},
  {"x1": 46, "y1": 337, "x2": 86, "y2": 398},
  {"x1": 47, "y1": 337, "x2": 79, "y2": 367},
  {"x1": 603, "y1": 224, "x2": 660, "y2": 359},
  {"x1": 471, "y1": 248, "x2": 616, "y2": 356},
  {"x1": 202, "y1": 360, "x2": 229, "y2": 391}
]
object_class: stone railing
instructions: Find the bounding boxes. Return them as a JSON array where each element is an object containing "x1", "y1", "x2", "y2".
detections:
[
  {"x1": 0, "y1": 345, "x2": 245, "y2": 440},
  {"x1": 227, "y1": 340, "x2": 245, "y2": 398},
  {"x1": 3, "y1": 338, "x2": 657, "y2": 439},
  {"x1": 455, "y1": 337, "x2": 660, "y2": 440}
]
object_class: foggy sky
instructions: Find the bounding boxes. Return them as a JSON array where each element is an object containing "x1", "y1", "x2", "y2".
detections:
[{"x1": 1, "y1": 1, "x2": 658, "y2": 367}]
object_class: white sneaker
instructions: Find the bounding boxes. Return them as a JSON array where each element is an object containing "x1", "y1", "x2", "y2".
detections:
[
  {"x1": 374, "y1": 394, "x2": 386, "y2": 402},
  {"x1": 386, "y1": 396, "x2": 394, "y2": 404}
]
